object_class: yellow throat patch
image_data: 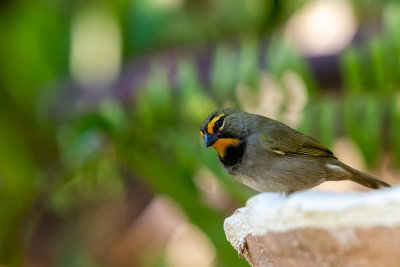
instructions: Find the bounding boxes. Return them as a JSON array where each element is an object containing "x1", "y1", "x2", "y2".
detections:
[{"x1": 212, "y1": 138, "x2": 240, "y2": 157}]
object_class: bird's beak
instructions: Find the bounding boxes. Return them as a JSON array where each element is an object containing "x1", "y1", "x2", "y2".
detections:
[{"x1": 204, "y1": 133, "x2": 218, "y2": 148}]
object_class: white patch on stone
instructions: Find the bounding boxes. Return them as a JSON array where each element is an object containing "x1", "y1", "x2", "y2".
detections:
[
  {"x1": 223, "y1": 208, "x2": 252, "y2": 252},
  {"x1": 224, "y1": 186, "x2": 400, "y2": 249}
]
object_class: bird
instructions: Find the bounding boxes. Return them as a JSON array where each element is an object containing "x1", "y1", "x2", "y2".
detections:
[{"x1": 200, "y1": 108, "x2": 390, "y2": 195}]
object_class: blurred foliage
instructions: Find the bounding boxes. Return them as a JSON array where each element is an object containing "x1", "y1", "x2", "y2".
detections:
[
  {"x1": 0, "y1": 0, "x2": 400, "y2": 266},
  {"x1": 339, "y1": 1, "x2": 400, "y2": 166}
]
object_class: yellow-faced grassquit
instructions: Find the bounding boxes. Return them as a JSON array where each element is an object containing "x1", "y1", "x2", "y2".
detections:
[{"x1": 200, "y1": 109, "x2": 390, "y2": 194}]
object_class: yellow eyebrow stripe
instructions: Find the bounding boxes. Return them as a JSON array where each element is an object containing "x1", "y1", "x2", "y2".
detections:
[{"x1": 207, "y1": 114, "x2": 225, "y2": 134}]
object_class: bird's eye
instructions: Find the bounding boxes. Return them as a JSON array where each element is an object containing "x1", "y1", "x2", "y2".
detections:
[{"x1": 216, "y1": 118, "x2": 223, "y2": 128}]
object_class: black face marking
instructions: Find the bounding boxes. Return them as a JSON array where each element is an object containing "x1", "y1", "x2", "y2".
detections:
[
  {"x1": 218, "y1": 140, "x2": 246, "y2": 167},
  {"x1": 215, "y1": 118, "x2": 223, "y2": 127},
  {"x1": 213, "y1": 115, "x2": 225, "y2": 134}
]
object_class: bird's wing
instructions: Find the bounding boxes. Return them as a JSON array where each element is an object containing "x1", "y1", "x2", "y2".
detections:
[{"x1": 260, "y1": 120, "x2": 335, "y2": 158}]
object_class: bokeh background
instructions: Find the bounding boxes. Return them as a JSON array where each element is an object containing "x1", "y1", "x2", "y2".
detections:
[{"x1": 1, "y1": 0, "x2": 400, "y2": 266}]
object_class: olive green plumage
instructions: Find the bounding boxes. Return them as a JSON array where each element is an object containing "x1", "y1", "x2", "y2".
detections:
[{"x1": 200, "y1": 109, "x2": 390, "y2": 194}]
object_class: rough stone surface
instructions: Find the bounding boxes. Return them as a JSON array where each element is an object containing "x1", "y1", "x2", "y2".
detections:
[{"x1": 224, "y1": 186, "x2": 400, "y2": 267}]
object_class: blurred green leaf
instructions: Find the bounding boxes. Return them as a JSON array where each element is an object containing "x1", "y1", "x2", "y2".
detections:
[
  {"x1": 341, "y1": 48, "x2": 363, "y2": 92},
  {"x1": 177, "y1": 58, "x2": 216, "y2": 121},
  {"x1": 266, "y1": 36, "x2": 316, "y2": 95},
  {"x1": 211, "y1": 43, "x2": 238, "y2": 103},
  {"x1": 390, "y1": 93, "x2": 400, "y2": 166},
  {"x1": 369, "y1": 37, "x2": 387, "y2": 92},
  {"x1": 0, "y1": 1, "x2": 69, "y2": 111},
  {"x1": 319, "y1": 99, "x2": 338, "y2": 148},
  {"x1": 344, "y1": 94, "x2": 383, "y2": 167},
  {"x1": 238, "y1": 35, "x2": 260, "y2": 88},
  {"x1": 0, "y1": 113, "x2": 36, "y2": 262}
]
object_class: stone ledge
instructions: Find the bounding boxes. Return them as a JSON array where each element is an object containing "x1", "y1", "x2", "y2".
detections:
[{"x1": 224, "y1": 186, "x2": 400, "y2": 267}]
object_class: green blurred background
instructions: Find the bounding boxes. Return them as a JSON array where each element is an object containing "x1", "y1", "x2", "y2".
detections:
[{"x1": 0, "y1": 0, "x2": 399, "y2": 266}]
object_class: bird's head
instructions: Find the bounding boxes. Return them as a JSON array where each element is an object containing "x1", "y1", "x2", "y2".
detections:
[{"x1": 200, "y1": 109, "x2": 246, "y2": 157}]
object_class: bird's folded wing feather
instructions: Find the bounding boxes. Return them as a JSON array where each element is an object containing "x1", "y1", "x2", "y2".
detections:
[{"x1": 261, "y1": 122, "x2": 335, "y2": 158}]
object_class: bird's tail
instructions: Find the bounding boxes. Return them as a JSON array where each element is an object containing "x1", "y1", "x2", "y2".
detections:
[{"x1": 338, "y1": 162, "x2": 390, "y2": 189}]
